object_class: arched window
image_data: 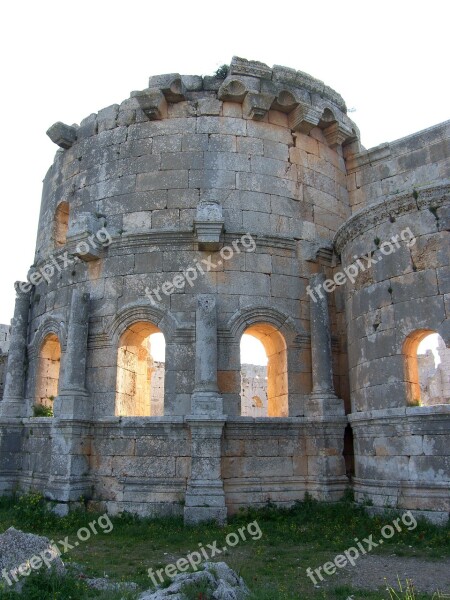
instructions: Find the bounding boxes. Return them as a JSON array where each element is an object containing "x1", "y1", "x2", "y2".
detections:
[
  {"x1": 115, "y1": 322, "x2": 165, "y2": 416},
  {"x1": 54, "y1": 201, "x2": 69, "y2": 247},
  {"x1": 35, "y1": 333, "x2": 61, "y2": 409},
  {"x1": 240, "y1": 323, "x2": 288, "y2": 417},
  {"x1": 404, "y1": 330, "x2": 449, "y2": 406}
]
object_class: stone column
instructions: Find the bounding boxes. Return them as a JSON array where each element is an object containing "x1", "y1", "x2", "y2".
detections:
[
  {"x1": 54, "y1": 290, "x2": 91, "y2": 419},
  {"x1": 0, "y1": 283, "x2": 30, "y2": 494},
  {"x1": 191, "y1": 294, "x2": 222, "y2": 416},
  {"x1": 307, "y1": 273, "x2": 344, "y2": 416},
  {"x1": 0, "y1": 283, "x2": 31, "y2": 418},
  {"x1": 47, "y1": 290, "x2": 92, "y2": 514},
  {"x1": 184, "y1": 294, "x2": 227, "y2": 525}
]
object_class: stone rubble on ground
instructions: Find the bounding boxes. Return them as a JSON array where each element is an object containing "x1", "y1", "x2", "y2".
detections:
[{"x1": 138, "y1": 561, "x2": 249, "y2": 600}]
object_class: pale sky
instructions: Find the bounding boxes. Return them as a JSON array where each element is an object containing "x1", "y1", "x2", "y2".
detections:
[{"x1": 0, "y1": 0, "x2": 448, "y2": 325}]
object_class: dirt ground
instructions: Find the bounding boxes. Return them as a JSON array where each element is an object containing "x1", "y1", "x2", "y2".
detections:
[{"x1": 324, "y1": 555, "x2": 450, "y2": 595}]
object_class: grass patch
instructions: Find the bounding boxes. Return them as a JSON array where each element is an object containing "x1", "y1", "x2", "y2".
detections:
[{"x1": 0, "y1": 492, "x2": 448, "y2": 599}]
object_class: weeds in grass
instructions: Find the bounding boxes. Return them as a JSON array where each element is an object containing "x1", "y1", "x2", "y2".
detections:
[{"x1": 180, "y1": 578, "x2": 213, "y2": 599}]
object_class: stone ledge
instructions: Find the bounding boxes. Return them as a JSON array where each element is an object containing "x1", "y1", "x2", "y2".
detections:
[{"x1": 334, "y1": 181, "x2": 450, "y2": 254}]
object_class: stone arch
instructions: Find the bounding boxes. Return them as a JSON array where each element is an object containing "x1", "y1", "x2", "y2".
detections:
[
  {"x1": 54, "y1": 201, "x2": 69, "y2": 247},
  {"x1": 115, "y1": 321, "x2": 165, "y2": 416},
  {"x1": 241, "y1": 323, "x2": 288, "y2": 417},
  {"x1": 29, "y1": 317, "x2": 67, "y2": 358},
  {"x1": 108, "y1": 302, "x2": 181, "y2": 416},
  {"x1": 227, "y1": 305, "x2": 300, "y2": 343},
  {"x1": 227, "y1": 306, "x2": 300, "y2": 417},
  {"x1": 403, "y1": 329, "x2": 439, "y2": 405},
  {"x1": 35, "y1": 333, "x2": 62, "y2": 409},
  {"x1": 404, "y1": 329, "x2": 450, "y2": 406},
  {"x1": 108, "y1": 301, "x2": 180, "y2": 346}
]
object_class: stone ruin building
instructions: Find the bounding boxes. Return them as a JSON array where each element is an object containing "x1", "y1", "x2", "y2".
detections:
[{"x1": 0, "y1": 57, "x2": 449, "y2": 524}]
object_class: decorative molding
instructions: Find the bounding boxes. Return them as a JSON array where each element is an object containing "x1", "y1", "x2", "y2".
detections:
[
  {"x1": 106, "y1": 301, "x2": 182, "y2": 344},
  {"x1": 28, "y1": 315, "x2": 67, "y2": 357},
  {"x1": 334, "y1": 183, "x2": 450, "y2": 255},
  {"x1": 225, "y1": 304, "x2": 303, "y2": 342}
]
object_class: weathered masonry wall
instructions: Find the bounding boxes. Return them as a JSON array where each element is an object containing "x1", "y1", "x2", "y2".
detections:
[
  {"x1": 0, "y1": 56, "x2": 448, "y2": 522},
  {"x1": 335, "y1": 183, "x2": 450, "y2": 518},
  {"x1": 346, "y1": 120, "x2": 450, "y2": 213},
  {"x1": 0, "y1": 325, "x2": 10, "y2": 400}
]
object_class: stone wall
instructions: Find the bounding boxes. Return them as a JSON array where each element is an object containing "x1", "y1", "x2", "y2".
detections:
[
  {"x1": 418, "y1": 336, "x2": 450, "y2": 405},
  {"x1": 0, "y1": 56, "x2": 448, "y2": 521},
  {"x1": 346, "y1": 120, "x2": 450, "y2": 213},
  {"x1": 0, "y1": 325, "x2": 10, "y2": 400},
  {"x1": 240, "y1": 364, "x2": 268, "y2": 417},
  {"x1": 335, "y1": 180, "x2": 450, "y2": 515}
]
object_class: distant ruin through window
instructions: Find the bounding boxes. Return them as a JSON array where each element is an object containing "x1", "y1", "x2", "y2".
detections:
[
  {"x1": 404, "y1": 330, "x2": 450, "y2": 406},
  {"x1": 240, "y1": 323, "x2": 288, "y2": 417},
  {"x1": 54, "y1": 201, "x2": 69, "y2": 247},
  {"x1": 115, "y1": 322, "x2": 165, "y2": 416},
  {"x1": 35, "y1": 333, "x2": 61, "y2": 407}
]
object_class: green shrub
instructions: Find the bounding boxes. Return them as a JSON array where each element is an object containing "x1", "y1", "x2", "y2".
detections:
[
  {"x1": 214, "y1": 65, "x2": 228, "y2": 79},
  {"x1": 32, "y1": 403, "x2": 53, "y2": 417}
]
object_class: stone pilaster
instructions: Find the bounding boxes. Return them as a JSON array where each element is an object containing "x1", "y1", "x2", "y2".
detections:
[
  {"x1": 306, "y1": 273, "x2": 344, "y2": 416},
  {"x1": 184, "y1": 294, "x2": 227, "y2": 525},
  {"x1": 54, "y1": 290, "x2": 91, "y2": 419},
  {"x1": 47, "y1": 290, "x2": 92, "y2": 513},
  {"x1": 191, "y1": 294, "x2": 223, "y2": 416},
  {"x1": 0, "y1": 283, "x2": 31, "y2": 418}
]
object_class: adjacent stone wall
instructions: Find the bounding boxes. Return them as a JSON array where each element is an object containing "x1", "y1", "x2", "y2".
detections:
[
  {"x1": 346, "y1": 120, "x2": 450, "y2": 213},
  {"x1": 418, "y1": 336, "x2": 450, "y2": 404},
  {"x1": 0, "y1": 325, "x2": 10, "y2": 400},
  {"x1": 240, "y1": 364, "x2": 267, "y2": 416},
  {"x1": 335, "y1": 183, "x2": 450, "y2": 514},
  {"x1": 223, "y1": 418, "x2": 348, "y2": 513}
]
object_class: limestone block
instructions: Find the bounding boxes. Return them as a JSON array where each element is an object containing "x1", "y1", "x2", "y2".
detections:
[
  {"x1": 181, "y1": 75, "x2": 203, "y2": 91},
  {"x1": 229, "y1": 56, "x2": 272, "y2": 79},
  {"x1": 205, "y1": 151, "x2": 250, "y2": 172},
  {"x1": 409, "y1": 456, "x2": 450, "y2": 482},
  {"x1": 78, "y1": 113, "x2": 97, "y2": 140},
  {"x1": 123, "y1": 211, "x2": 152, "y2": 233},
  {"x1": 242, "y1": 92, "x2": 275, "y2": 121},
  {"x1": 182, "y1": 133, "x2": 209, "y2": 151},
  {"x1": 167, "y1": 102, "x2": 197, "y2": 119},
  {"x1": 246, "y1": 120, "x2": 294, "y2": 145},
  {"x1": 189, "y1": 169, "x2": 236, "y2": 190},
  {"x1": 197, "y1": 116, "x2": 246, "y2": 136},
  {"x1": 147, "y1": 73, "x2": 186, "y2": 102},
  {"x1": 131, "y1": 89, "x2": 167, "y2": 120},
  {"x1": 390, "y1": 269, "x2": 438, "y2": 304},
  {"x1": 160, "y1": 151, "x2": 204, "y2": 171},
  {"x1": 153, "y1": 134, "x2": 182, "y2": 153},
  {"x1": 208, "y1": 134, "x2": 237, "y2": 153},
  {"x1": 135, "y1": 436, "x2": 188, "y2": 456},
  {"x1": 202, "y1": 76, "x2": 222, "y2": 91},
  {"x1": 237, "y1": 136, "x2": 263, "y2": 155},
  {"x1": 197, "y1": 97, "x2": 222, "y2": 116},
  {"x1": 46, "y1": 122, "x2": 77, "y2": 149},
  {"x1": 97, "y1": 104, "x2": 119, "y2": 132},
  {"x1": 263, "y1": 140, "x2": 289, "y2": 161},
  {"x1": 136, "y1": 170, "x2": 188, "y2": 191},
  {"x1": 222, "y1": 102, "x2": 243, "y2": 117}
]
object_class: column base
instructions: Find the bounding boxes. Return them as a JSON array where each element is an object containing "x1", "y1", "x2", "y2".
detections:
[
  {"x1": 0, "y1": 399, "x2": 26, "y2": 418},
  {"x1": 184, "y1": 480, "x2": 227, "y2": 525},
  {"x1": 305, "y1": 392, "x2": 345, "y2": 417},
  {"x1": 53, "y1": 389, "x2": 92, "y2": 420},
  {"x1": 191, "y1": 391, "x2": 223, "y2": 416}
]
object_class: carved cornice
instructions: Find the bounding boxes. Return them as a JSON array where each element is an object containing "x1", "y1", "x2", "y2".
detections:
[
  {"x1": 334, "y1": 183, "x2": 450, "y2": 255},
  {"x1": 48, "y1": 57, "x2": 359, "y2": 152}
]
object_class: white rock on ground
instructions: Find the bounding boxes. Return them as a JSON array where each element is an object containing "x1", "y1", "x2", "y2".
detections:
[
  {"x1": 0, "y1": 526, "x2": 65, "y2": 590},
  {"x1": 139, "y1": 561, "x2": 249, "y2": 600}
]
